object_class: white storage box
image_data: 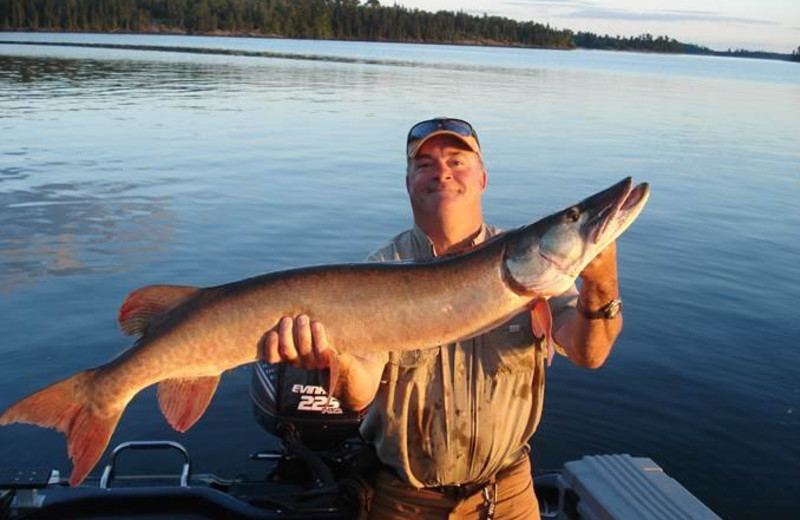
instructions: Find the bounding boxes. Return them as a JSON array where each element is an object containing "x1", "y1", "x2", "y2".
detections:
[{"x1": 554, "y1": 454, "x2": 722, "y2": 520}]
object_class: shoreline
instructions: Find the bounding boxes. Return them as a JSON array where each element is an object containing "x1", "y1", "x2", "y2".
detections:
[
  {"x1": 0, "y1": 28, "x2": 793, "y2": 62},
  {"x1": 0, "y1": 27, "x2": 575, "y2": 51}
]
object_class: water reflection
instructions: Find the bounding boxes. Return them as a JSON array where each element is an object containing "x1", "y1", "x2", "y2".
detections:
[
  {"x1": 0, "y1": 180, "x2": 172, "y2": 292},
  {"x1": 0, "y1": 165, "x2": 29, "y2": 182},
  {"x1": 0, "y1": 51, "x2": 415, "y2": 294},
  {"x1": 0, "y1": 51, "x2": 436, "y2": 112},
  {"x1": 0, "y1": 40, "x2": 557, "y2": 78},
  {"x1": 0, "y1": 54, "x2": 245, "y2": 104}
]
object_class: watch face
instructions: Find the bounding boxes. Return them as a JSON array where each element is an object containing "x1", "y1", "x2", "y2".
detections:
[{"x1": 606, "y1": 299, "x2": 623, "y2": 318}]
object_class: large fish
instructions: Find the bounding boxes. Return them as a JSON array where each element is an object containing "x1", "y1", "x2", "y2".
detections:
[{"x1": 0, "y1": 178, "x2": 649, "y2": 486}]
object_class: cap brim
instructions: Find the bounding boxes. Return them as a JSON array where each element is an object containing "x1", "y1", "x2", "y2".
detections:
[{"x1": 407, "y1": 130, "x2": 481, "y2": 158}]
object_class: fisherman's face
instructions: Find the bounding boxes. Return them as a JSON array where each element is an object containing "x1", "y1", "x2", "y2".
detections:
[{"x1": 406, "y1": 135, "x2": 487, "y2": 221}]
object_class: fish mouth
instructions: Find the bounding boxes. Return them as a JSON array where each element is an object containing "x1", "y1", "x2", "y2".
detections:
[{"x1": 587, "y1": 178, "x2": 650, "y2": 245}]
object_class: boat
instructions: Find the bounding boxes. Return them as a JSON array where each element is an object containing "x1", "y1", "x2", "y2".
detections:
[{"x1": 0, "y1": 363, "x2": 723, "y2": 519}]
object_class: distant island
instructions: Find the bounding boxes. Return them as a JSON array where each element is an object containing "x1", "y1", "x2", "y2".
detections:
[{"x1": 1, "y1": 0, "x2": 797, "y2": 62}]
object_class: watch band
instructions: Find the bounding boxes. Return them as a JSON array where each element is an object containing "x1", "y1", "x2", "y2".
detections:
[{"x1": 577, "y1": 298, "x2": 623, "y2": 320}]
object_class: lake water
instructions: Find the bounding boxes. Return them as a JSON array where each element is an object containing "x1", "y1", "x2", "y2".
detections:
[{"x1": 1, "y1": 33, "x2": 799, "y2": 519}]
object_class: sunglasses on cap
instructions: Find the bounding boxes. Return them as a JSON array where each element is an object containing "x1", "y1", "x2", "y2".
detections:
[{"x1": 407, "y1": 118, "x2": 481, "y2": 148}]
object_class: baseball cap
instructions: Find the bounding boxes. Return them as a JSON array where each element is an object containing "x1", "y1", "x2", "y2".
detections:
[{"x1": 406, "y1": 117, "x2": 481, "y2": 158}]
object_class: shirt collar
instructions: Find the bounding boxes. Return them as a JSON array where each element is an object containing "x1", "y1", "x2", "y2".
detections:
[{"x1": 411, "y1": 223, "x2": 490, "y2": 259}]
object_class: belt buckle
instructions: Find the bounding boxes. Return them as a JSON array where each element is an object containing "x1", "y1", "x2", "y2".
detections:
[{"x1": 436, "y1": 482, "x2": 482, "y2": 500}]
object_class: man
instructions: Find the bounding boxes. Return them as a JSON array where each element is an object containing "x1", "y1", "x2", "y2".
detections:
[{"x1": 263, "y1": 118, "x2": 623, "y2": 519}]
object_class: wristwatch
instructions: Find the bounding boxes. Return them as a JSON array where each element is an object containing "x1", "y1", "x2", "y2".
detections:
[{"x1": 577, "y1": 298, "x2": 623, "y2": 320}]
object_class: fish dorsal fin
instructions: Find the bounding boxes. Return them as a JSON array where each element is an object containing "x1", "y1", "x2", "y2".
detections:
[
  {"x1": 157, "y1": 375, "x2": 221, "y2": 433},
  {"x1": 530, "y1": 298, "x2": 555, "y2": 367},
  {"x1": 118, "y1": 285, "x2": 200, "y2": 337}
]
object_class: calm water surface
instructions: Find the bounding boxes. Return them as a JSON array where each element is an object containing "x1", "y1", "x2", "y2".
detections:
[{"x1": 1, "y1": 33, "x2": 799, "y2": 519}]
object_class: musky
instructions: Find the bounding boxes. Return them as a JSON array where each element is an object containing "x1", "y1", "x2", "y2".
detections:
[{"x1": 394, "y1": 0, "x2": 799, "y2": 53}]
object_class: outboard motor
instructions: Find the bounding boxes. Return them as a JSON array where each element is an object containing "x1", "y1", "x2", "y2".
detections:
[{"x1": 250, "y1": 361, "x2": 368, "y2": 451}]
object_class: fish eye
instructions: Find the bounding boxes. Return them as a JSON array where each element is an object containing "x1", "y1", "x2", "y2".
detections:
[{"x1": 565, "y1": 207, "x2": 580, "y2": 223}]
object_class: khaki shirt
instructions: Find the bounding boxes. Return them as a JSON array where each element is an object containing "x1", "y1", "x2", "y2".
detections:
[{"x1": 359, "y1": 224, "x2": 578, "y2": 488}]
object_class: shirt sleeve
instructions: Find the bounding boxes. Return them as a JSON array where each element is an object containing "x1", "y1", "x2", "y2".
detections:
[{"x1": 365, "y1": 251, "x2": 386, "y2": 262}]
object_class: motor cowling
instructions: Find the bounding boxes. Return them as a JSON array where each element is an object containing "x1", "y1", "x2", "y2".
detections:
[{"x1": 250, "y1": 361, "x2": 367, "y2": 450}]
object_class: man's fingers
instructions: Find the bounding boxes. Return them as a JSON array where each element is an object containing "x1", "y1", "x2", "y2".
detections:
[
  {"x1": 591, "y1": 241, "x2": 616, "y2": 263},
  {"x1": 278, "y1": 316, "x2": 299, "y2": 365},
  {"x1": 581, "y1": 241, "x2": 618, "y2": 280},
  {"x1": 266, "y1": 315, "x2": 332, "y2": 370},
  {"x1": 311, "y1": 321, "x2": 332, "y2": 370},
  {"x1": 294, "y1": 315, "x2": 313, "y2": 359},
  {"x1": 264, "y1": 331, "x2": 281, "y2": 363},
  {"x1": 601, "y1": 241, "x2": 617, "y2": 259}
]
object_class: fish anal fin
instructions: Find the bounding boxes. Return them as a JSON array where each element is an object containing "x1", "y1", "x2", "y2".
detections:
[
  {"x1": 0, "y1": 370, "x2": 124, "y2": 487},
  {"x1": 118, "y1": 285, "x2": 200, "y2": 337},
  {"x1": 157, "y1": 375, "x2": 220, "y2": 433},
  {"x1": 530, "y1": 298, "x2": 555, "y2": 367}
]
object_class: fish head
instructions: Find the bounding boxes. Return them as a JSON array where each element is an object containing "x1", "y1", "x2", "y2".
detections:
[{"x1": 504, "y1": 177, "x2": 650, "y2": 297}]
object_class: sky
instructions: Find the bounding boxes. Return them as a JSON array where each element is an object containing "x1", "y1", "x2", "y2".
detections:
[{"x1": 392, "y1": 0, "x2": 800, "y2": 53}]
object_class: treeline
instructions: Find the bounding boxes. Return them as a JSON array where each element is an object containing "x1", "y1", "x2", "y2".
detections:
[
  {"x1": 574, "y1": 32, "x2": 688, "y2": 53},
  {"x1": 0, "y1": 0, "x2": 795, "y2": 59},
  {"x1": 0, "y1": 0, "x2": 574, "y2": 48},
  {"x1": 710, "y1": 47, "x2": 792, "y2": 61},
  {"x1": 571, "y1": 32, "x2": 795, "y2": 61}
]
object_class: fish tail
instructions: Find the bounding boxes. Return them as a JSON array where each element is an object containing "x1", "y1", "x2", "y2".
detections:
[{"x1": 0, "y1": 370, "x2": 124, "y2": 487}]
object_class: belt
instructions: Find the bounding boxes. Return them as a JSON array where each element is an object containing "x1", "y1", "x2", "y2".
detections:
[
  {"x1": 432, "y1": 480, "x2": 500, "y2": 520},
  {"x1": 431, "y1": 478, "x2": 495, "y2": 501},
  {"x1": 427, "y1": 454, "x2": 527, "y2": 500},
  {"x1": 378, "y1": 455, "x2": 528, "y2": 520}
]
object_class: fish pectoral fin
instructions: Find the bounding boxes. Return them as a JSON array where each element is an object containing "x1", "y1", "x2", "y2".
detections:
[
  {"x1": 530, "y1": 298, "x2": 555, "y2": 367},
  {"x1": 157, "y1": 375, "x2": 221, "y2": 433},
  {"x1": 118, "y1": 285, "x2": 200, "y2": 337}
]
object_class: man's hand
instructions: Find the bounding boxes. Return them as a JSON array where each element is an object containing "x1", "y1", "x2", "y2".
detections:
[
  {"x1": 261, "y1": 315, "x2": 385, "y2": 411},
  {"x1": 263, "y1": 315, "x2": 335, "y2": 370},
  {"x1": 580, "y1": 241, "x2": 617, "y2": 284},
  {"x1": 553, "y1": 241, "x2": 622, "y2": 368},
  {"x1": 578, "y1": 242, "x2": 618, "y2": 309}
]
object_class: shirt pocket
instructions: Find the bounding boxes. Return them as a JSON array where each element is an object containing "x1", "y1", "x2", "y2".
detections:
[{"x1": 477, "y1": 311, "x2": 539, "y2": 376}]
